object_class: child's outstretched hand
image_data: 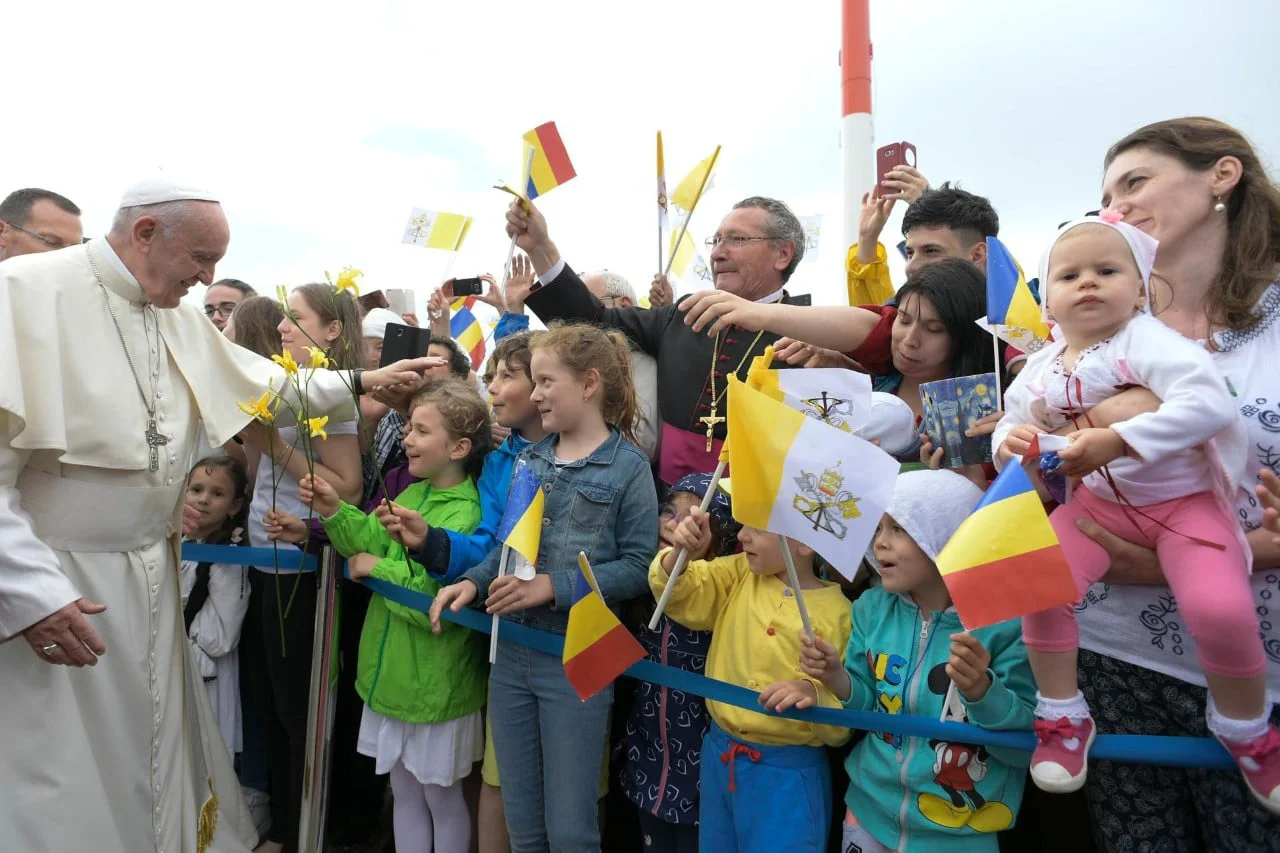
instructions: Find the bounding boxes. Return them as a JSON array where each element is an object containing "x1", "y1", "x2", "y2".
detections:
[
  {"x1": 997, "y1": 423, "x2": 1044, "y2": 465},
  {"x1": 799, "y1": 633, "x2": 851, "y2": 702},
  {"x1": 946, "y1": 632, "x2": 992, "y2": 701},
  {"x1": 660, "y1": 504, "x2": 711, "y2": 571},
  {"x1": 375, "y1": 501, "x2": 429, "y2": 550},
  {"x1": 1257, "y1": 468, "x2": 1280, "y2": 545},
  {"x1": 429, "y1": 580, "x2": 478, "y2": 635},
  {"x1": 264, "y1": 509, "x2": 308, "y2": 544},
  {"x1": 759, "y1": 679, "x2": 818, "y2": 712},
  {"x1": 1056, "y1": 427, "x2": 1127, "y2": 477},
  {"x1": 298, "y1": 474, "x2": 341, "y2": 518},
  {"x1": 347, "y1": 553, "x2": 380, "y2": 580}
]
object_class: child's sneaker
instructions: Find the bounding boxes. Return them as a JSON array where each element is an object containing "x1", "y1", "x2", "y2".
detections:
[
  {"x1": 1030, "y1": 715, "x2": 1096, "y2": 793},
  {"x1": 1216, "y1": 725, "x2": 1280, "y2": 814}
]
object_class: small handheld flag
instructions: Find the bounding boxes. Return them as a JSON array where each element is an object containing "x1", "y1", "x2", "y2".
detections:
[
  {"x1": 935, "y1": 462, "x2": 1077, "y2": 629},
  {"x1": 986, "y1": 237, "x2": 1051, "y2": 341},
  {"x1": 497, "y1": 460, "x2": 544, "y2": 565},
  {"x1": 563, "y1": 552, "x2": 645, "y2": 701},
  {"x1": 671, "y1": 149, "x2": 719, "y2": 212},
  {"x1": 522, "y1": 122, "x2": 576, "y2": 200},
  {"x1": 449, "y1": 297, "x2": 486, "y2": 370},
  {"x1": 402, "y1": 209, "x2": 472, "y2": 250}
]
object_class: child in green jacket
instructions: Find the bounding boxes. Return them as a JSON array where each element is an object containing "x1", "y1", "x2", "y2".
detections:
[
  {"x1": 781, "y1": 469, "x2": 1037, "y2": 853},
  {"x1": 293, "y1": 379, "x2": 491, "y2": 853}
]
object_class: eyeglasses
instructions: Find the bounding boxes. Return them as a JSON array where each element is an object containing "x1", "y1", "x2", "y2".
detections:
[
  {"x1": 705, "y1": 235, "x2": 774, "y2": 250},
  {"x1": 659, "y1": 503, "x2": 689, "y2": 524},
  {"x1": 1, "y1": 220, "x2": 72, "y2": 250},
  {"x1": 203, "y1": 302, "x2": 239, "y2": 319}
]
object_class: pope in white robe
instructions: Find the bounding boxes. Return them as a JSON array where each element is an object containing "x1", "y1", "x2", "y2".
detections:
[{"x1": 0, "y1": 181, "x2": 437, "y2": 853}]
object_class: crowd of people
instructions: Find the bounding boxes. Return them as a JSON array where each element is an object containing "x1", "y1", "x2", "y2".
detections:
[{"x1": 1, "y1": 113, "x2": 1279, "y2": 853}]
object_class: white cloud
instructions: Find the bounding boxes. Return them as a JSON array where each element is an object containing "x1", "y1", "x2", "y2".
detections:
[{"x1": 4, "y1": 0, "x2": 1277, "y2": 321}]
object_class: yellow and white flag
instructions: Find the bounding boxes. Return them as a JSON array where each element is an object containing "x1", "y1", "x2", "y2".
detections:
[
  {"x1": 671, "y1": 148, "x2": 719, "y2": 212},
  {"x1": 402, "y1": 208, "x2": 472, "y2": 250},
  {"x1": 726, "y1": 375, "x2": 898, "y2": 579},
  {"x1": 747, "y1": 356, "x2": 873, "y2": 434},
  {"x1": 668, "y1": 214, "x2": 713, "y2": 284}
]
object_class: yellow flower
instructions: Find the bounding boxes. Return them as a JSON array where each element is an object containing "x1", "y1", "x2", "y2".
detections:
[
  {"x1": 272, "y1": 350, "x2": 299, "y2": 376},
  {"x1": 237, "y1": 392, "x2": 276, "y2": 424},
  {"x1": 304, "y1": 346, "x2": 331, "y2": 370},
  {"x1": 328, "y1": 266, "x2": 363, "y2": 297},
  {"x1": 304, "y1": 415, "x2": 329, "y2": 442}
]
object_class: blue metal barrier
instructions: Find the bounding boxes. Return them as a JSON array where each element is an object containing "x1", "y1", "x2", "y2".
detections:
[{"x1": 186, "y1": 542, "x2": 1236, "y2": 770}]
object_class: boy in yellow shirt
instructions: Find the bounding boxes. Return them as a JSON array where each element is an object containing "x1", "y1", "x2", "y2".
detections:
[{"x1": 650, "y1": 511, "x2": 851, "y2": 852}]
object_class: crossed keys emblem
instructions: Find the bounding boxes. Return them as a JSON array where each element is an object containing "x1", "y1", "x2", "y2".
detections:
[
  {"x1": 791, "y1": 464, "x2": 862, "y2": 540},
  {"x1": 801, "y1": 392, "x2": 856, "y2": 432}
]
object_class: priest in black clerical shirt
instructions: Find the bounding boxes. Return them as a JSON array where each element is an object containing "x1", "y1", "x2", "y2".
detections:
[{"x1": 506, "y1": 195, "x2": 810, "y2": 487}]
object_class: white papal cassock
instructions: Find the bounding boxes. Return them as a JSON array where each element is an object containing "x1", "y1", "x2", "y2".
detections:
[{"x1": 0, "y1": 238, "x2": 358, "y2": 852}]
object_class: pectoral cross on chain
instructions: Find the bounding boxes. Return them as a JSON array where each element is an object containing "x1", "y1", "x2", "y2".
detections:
[
  {"x1": 699, "y1": 414, "x2": 725, "y2": 452},
  {"x1": 145, "y1": 417, "x2": 171, "y2": 472}
]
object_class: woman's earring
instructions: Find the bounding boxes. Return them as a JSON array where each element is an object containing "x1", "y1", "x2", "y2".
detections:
[{"x1": 1214, "y1": 196, "x2": 1227, "y2": 213}]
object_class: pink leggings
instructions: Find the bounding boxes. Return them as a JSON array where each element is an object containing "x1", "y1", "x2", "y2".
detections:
[{"x1": 1022, "y1": 487, "x2": 1265, "y2": 679}]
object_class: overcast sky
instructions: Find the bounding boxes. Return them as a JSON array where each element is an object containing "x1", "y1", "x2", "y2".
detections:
[{"x1": 5, "y1": 0, "x2": 1278, "y2": 323}]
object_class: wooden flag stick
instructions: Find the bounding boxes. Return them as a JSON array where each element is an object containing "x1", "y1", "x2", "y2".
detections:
[
  {"x1": 778, "y1": 535, "x2": 814, "y2": 639},
  {"x1": 657, "y1": 131, "x2": 666, "y2": 278},
  {"x1": 991, "y1": 328, "x2": 1004, "y2": 411},
  {"x1": 489, "y1": 546, "x2": 511, "y2": 664},
  {"x1": 502, "y1": 147, "x2": 538, "y2": 297},
  {"x1": 648, "y1": 457, "x2": 727, "y2": 630},
  {"x1": 661, "y1": 145, "x2": 721, "y2": 282}
]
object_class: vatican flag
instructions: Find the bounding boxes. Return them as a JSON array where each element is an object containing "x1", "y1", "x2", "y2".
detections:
[{"x1": 726, "y1": 376, "x2": 898, "y2": 580}]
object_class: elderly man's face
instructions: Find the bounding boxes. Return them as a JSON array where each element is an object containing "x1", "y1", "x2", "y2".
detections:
[
  {"x1": 134, "y1": 202, "x2": 230, "y2": 309},
  {"x1": 708, "y1": 207, "x2": 793, "y2": 300},
  {"x1": 0, "y1": 199, "x2": 84, "y2": 260}
]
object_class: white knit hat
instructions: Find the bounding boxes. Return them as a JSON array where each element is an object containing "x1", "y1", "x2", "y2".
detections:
[
  {"x1": 881, "y1": 469, "x2": 984, "y2": 563},
  {"x1": 1038, "y1": 214, "x2": 1159, "y2": 320},
  {"x1": 361, "y1": 307, "x2": 403, "y2": 340},
  {"x1": 855, "y1": 392, "x2": 918, "y2": 457}
]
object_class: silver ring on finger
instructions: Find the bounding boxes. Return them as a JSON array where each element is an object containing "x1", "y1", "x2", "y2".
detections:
[{"x1": 41, "y1": 642, "x2": 59, "y2": 656}]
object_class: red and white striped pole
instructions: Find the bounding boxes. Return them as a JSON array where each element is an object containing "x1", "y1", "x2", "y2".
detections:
[{"x1": 841, "y1": 0, "x2": 874, "y2": 252}]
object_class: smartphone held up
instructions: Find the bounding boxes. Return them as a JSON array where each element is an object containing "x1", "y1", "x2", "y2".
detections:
[{"x1": 876, "y1": 141, "x2": 917, "y2": 197}]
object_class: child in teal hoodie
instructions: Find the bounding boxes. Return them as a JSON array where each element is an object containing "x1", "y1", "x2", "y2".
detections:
[{"x1": 791, "y1": 469, "x2": 1037, "y2": 852}]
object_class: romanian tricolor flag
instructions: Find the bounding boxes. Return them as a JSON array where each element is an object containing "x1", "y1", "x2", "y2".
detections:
[
  {"x1": 563, "y1": 552, "x2": 644, "y2": 701},
  {"x1": 522, "y1": 121, "x2": 576, "y2": 200},
  {"x1": 449, "y1": 297, "x2": 485, "y2": 370},
  {"x1": 935, "y1": 462, "x2": 1077, "y2": 629},
  {"x1": 496, "y1": 460, "x2": 543, "y2": 565},
  {"x1": 986, "y1": 236, "x2": 1051, "y2": 341}
]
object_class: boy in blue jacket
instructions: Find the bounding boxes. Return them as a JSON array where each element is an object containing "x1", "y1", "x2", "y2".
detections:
[
  {"x1": 780, "y1": 469, "x2": 1037, "y2": 853},
  {"x1": 381, "y1": 331, "x2": 546, "y2": 582}
]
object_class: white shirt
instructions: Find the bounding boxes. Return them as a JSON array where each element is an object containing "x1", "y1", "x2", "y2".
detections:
[{"x1": 1076, "y1": 283, "x2": 1280, "y2": 697}]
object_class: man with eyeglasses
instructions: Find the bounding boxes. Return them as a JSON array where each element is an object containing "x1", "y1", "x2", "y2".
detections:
[
  {"x1": 202, "y1": 278, "x2": 255, "y2": 332},
  {"x1": 0, "y1": 188, "x2": 83, "y2": 261},
  {"x1": 506, "y1": 196, "x2": 810, "y2": 487}
]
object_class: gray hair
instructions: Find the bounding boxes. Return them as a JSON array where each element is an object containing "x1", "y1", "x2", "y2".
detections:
[
  {"x1": 596, "y1": 271, "x2": 636, "y2": 303},
  {"x1": 732, "y1": 196, "x2": 805, "y2": 282},
  {"x1": 109, "y1": 200, "x2": 193, "y2": 240}
]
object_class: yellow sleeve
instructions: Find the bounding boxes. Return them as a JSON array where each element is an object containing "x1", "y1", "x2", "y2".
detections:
[
  {"x1": 648, "y1": 549, "x2": 746, "y2": 632},
  {"x1": 846, "y1": 242, "x2": 895, "y2": 306},
  {"x1": 805, "y1": 593, "x2": 855, "y2": 746}
]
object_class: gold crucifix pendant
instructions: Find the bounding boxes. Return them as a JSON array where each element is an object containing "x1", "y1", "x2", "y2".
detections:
[{"x1": 699, "y1": 414, "x2": 725, "y2": 452}]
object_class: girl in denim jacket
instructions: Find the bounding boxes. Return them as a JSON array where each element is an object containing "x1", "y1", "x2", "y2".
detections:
[{"x1": 432, "y1": 323, "x2": 658, "y2": 852}]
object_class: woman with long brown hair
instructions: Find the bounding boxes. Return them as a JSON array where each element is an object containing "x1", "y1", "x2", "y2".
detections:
[{"x1": 1068, "y1": 117, "x2": 1280, "y2": 848}]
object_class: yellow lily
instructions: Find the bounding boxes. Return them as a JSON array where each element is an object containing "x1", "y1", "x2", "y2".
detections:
[
  {"x1": 304, "y1": 415, "x2": 329, "y2": 442},
  {"x1": 272, "y1": 349, "x2": 299, "y2": 376},
  {"x1": 304, "y1": 346, "x2": 331, "y2": 369},
  {"x1": 328, "y1": 266, "x2": 363, "y2": 297},
  {"x1": 237, "y1": 392, "x2": 276, "y2": 424}
]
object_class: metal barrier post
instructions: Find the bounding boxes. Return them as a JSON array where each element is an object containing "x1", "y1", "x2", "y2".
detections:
[{"x1": 297, "y1": 546, "x2": 340, "y2": 853}]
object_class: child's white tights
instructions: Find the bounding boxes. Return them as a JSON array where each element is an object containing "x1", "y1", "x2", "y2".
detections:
[{"x1": 389, "y1": 761, "x2": 471, "y2": 853}]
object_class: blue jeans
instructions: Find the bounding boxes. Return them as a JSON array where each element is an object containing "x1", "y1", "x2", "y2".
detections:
[{"x1": 488, "y1": 641, "x2": 612, "y2": 853}]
